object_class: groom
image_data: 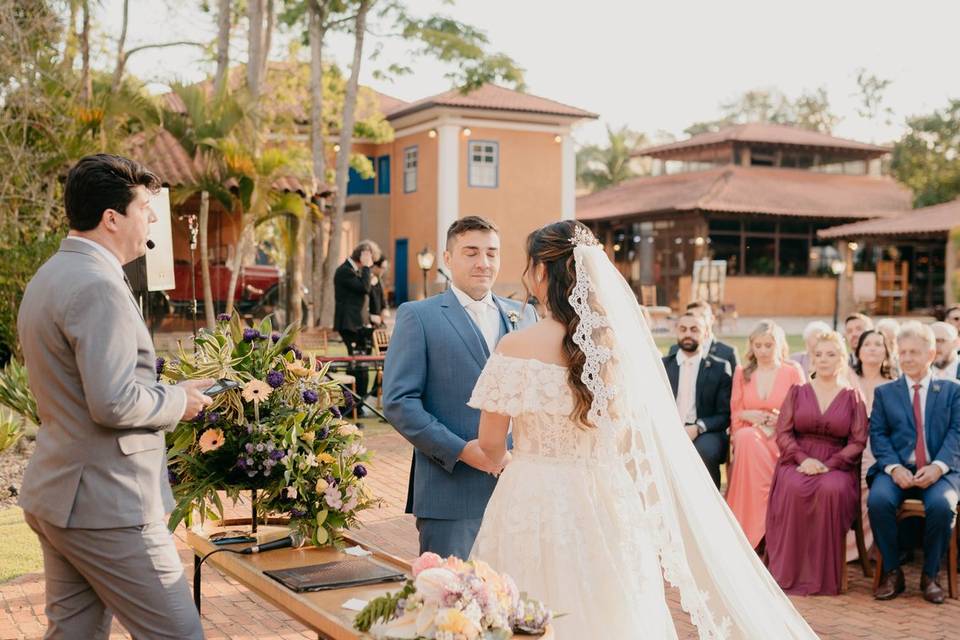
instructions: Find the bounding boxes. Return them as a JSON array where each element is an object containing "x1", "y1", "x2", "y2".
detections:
[{"x1": 383, "y1": 216, "x2": 537, "y2": 558}]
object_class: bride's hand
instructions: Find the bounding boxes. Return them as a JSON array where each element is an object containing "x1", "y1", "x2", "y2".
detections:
[
  {"x1": 493, "y1": 451, "x2": 513, "y2": 477},
  {"x1": 459, "y1": 440, "x2": 505, "y2": 475}
]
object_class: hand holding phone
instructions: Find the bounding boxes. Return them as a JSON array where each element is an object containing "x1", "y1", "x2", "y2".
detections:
[{"x1": 203, "y1": 378, "x2": 241, "y2": 397}]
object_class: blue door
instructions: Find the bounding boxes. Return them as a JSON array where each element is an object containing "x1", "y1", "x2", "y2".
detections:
[{"x1": 394, "y1": 238, "x2": 408, "y2": 305}]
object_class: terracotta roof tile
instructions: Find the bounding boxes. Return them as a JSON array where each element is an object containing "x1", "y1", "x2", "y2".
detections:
[
  {"x1": 576, "y1": 165, "x2": 912, "y2": 221},
  {"x1": 818, "y1": 198, "x2": 960, "y2": 238},
  {"x1": 636, "y1": 123, "x2": 890, "y2": 158},
  {"x1": 386, "y1": 83, "x2": 597, "y2": 121}
]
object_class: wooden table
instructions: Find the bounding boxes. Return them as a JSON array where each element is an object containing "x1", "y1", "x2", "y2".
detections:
[
  {"x1": 187, "y1": 524, "x2": 553, "y2": 639},
  {"x1": 188, "y1": 524, "x2": 412, "y2": 640}
]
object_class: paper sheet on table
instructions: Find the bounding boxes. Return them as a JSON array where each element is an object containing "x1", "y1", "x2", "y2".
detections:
[
  {"x1": 344, "y1": 545, "x2": 372, "y2": 557},
  {"x1": 341, "y1": 598, "x2": 368, "y2": 611}
]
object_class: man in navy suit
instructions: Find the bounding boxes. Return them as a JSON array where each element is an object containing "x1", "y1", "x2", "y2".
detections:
[
  {"x1": 662, "y1": 313, "x2": 732, "y2": 489},
  {"x1": 667, "y1": 300, "x2": 739, "y2": 372},
  {"x1": 867, "y1": 322, "x2": 960, "y2": 604},
  {"x1": 383, "y1": 217, "x2": 537, "y2": 559}
]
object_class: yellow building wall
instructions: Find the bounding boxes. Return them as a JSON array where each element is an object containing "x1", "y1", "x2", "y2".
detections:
[
  {"x1": 679, "y1": 275, "x2": 836, "y2": 316},
  {"x1": 458, "y1": 128, "x2": 563, "y2": 296},
  {"x1": 389, "y1": 131, "x2": 438, "y2": 299}
]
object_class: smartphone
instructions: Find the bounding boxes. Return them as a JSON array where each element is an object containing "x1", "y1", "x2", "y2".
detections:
[{"x1": 203, "y1": 379, "x2": 241, "y2": 397}]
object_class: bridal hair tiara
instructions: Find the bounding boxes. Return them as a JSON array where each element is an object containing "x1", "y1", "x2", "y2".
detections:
[{"x1": 570, "y1": 225, "x2": 600, "y2": 247}]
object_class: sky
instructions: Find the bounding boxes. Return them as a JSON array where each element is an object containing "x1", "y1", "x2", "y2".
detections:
[{"x1": 98, "y1": 0, "x2": 960, "y2": 148}]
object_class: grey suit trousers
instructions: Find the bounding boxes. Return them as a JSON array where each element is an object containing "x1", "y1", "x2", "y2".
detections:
[{"x1": 24, "y1": 512, "x2": 203, "y2": 640}]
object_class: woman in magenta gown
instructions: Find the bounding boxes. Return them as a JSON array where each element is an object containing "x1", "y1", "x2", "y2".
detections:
[{"x1": 765, "y1": 331, "x2": 868, "y2": 595}]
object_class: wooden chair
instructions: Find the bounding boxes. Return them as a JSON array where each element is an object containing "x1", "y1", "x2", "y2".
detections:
[
  {"x1": 871, "y1": 498, "x2": 959, "y2": 599},
  {"x1": 875, "y1": 260, "x2": 909, "y2": 316},
  {"x1": 371, "y1": 328, "x2": 391, "y2": 408},
  {"x1": 328, "y1": 372, "x2": 358, "y2": 420},
  {"x1": 841, "y1": 505, "x2": 873, "y2": 592},
  {"x1": 639, "y1": 285, "x2": 672, "y2": 331}
]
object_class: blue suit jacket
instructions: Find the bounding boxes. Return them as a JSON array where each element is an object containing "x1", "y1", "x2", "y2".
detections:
[
  {"x1": 867, "y1": 376, "x2": 960, "y2": 492},
  {"x1": 383, "y1": 288, "x2": 537, "y2": 520}
]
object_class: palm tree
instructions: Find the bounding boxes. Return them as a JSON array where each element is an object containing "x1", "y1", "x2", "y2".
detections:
[
  {"x1": 161, "y1": 84, "x2": 248, "y2": 327},
  {"x1": 576, "y1": 125, "x2": 647, "y2": 193}
]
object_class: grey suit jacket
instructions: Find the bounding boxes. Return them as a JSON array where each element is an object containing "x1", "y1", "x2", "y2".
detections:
[
  {"x1": 17, "y1": 238, "x2": 186, "y2": 528},
  {"x1": 383, "y1": 288, "x2": 537, "y2": 520}
]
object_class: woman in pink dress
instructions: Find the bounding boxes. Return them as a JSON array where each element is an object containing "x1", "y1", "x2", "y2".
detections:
[
  {"x1": 726, "y1": 320, "x2": 804, "y2": 548},
  {"x1": 765, "y1": 331, "x2": 868, "y2": 594},
  {"x1": 845, "y1": 329, "x2": 895, "y2": 561}
]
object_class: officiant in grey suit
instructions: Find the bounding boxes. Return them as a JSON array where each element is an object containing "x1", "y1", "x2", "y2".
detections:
[
  {"x1": 383, "y1": 216, "x2": 537, "y2": 559},
  {"x1": 17, "y1": 155, "x2": 214, "y2": 639}
]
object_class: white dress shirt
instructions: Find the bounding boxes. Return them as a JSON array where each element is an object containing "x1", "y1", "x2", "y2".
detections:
[
  {"x1": 70, "y1": 235, "x2": 125, "y2": 281},
  {"x1": 886, "y1": 371, "x2": 949, "y2": 476},
  {"x1": 675, "y1": 349, "x2": 701, "y2": 425},
  {"x1": 451, "y1": 285, "x2": 499, "y2": 354}
]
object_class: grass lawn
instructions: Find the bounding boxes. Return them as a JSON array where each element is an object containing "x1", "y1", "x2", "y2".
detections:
[{"x1": 0, "y1": 507, "x2": 42, "y2": 582}]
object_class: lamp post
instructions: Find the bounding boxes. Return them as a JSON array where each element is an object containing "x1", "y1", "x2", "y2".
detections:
[
  {"x1": 417, "y1": 247, "x2": 435, "y2": 299},
  {"x1": 831, "y1": 259, "x2": 847, "y2": 330}
]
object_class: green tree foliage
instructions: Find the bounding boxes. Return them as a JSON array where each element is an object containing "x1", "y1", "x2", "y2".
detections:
[
  {"x1": 685, "y1": 87, "x2": 840, "y2": 136},
  {"x1": 576, "y1": 125, "x2": 647, "y2": 192},
  {"x1": 891, "y1": 99, "x2": 960, "y2": 207}
]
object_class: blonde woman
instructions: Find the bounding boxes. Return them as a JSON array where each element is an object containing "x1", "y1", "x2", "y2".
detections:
[
  {"x1": 765, "y1": 331, "x2": 868, "y2": 594},
  {"x1": 726, "y1": 320, "x2": 805, "y2": 548}
]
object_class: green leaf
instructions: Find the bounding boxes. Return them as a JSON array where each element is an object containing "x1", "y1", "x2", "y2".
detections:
[
  {"x1": 316, "y1": 509, "x2": 328, "y2": 526},
  {"x1": 314, "y1": 526, "x2": 329, "y2": 546}
]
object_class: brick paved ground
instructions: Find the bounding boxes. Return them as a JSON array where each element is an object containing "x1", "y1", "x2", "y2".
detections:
[{"x1": 2, "y1": 430, "x2": 957, "y2": 639}]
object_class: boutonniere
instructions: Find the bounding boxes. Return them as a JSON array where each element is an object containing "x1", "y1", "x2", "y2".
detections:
[
  {"x1": 704, "y1": 360, "x2": 712, "y2": 369},
  {"x1": 507, "y1": 310, "x2": 520, "y2": 329},
  {"x1": 933, "y1": 383, "x2": 942, "y2": 392}
]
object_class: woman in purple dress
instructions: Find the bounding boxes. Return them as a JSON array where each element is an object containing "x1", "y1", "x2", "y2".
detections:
[{"x1": 765, "y1": 330, "x2": 868, "y2": 595}]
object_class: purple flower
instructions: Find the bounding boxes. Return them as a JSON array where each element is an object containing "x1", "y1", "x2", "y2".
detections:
[
  {"x1": 290, "y1": 507, "x2": 308, "y2": 518},
  {"x1": 236, "y1": 457, "x2": 247, "y2": 470},
  {"x1": 266, "y1": 370, "x2": 285, "y2": 389},
  {"x1": 167, "y1": 468, "x2": 178, "y2": 484},
  {"x1": 353, "y1": 464, "x2": 368, "y2": 478},
  {"x1": 318, "y1": 427, "x2": 330, "y2": 440},
  {"x1": 242, "y1": 328, "x2": 259, "y2": 342},
  {"x1": 155, "y1": 357, "x2": 165, "y2": 376},
  {"x1": 245, "y1": 443, "x2": 254, "y2": 453},
  {"x1": 269, "y1": 449, "x2": 284, "y2": 460},
  {"x1": 302, "y1": 389, "x2": 319, "y2": 405},
  {"x1": 341, "y1": 389, "x2": 355, "y2": 411},
  {"x1": 271, "y1": 332, "x2": 281, "y2": 343},
  {"x1": 329, "y1": 406, "x2": 341, "y2": 419},
  {"x1": 205, "y1": 412, "x2": 220, "y2": 424},
  {"x1": 292, "y1": 346, "x2": 303, "y2": 360},
  {"x1": 193, "y1": 409, "x2": 206, "y2": 424},
  {"x1": 217, "y1": 313, "x2": 231, "y2": 322}
]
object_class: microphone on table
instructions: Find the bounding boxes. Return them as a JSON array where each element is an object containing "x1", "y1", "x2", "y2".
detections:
[
  {"x1": 146, "y1": 239, "x2": 156, "y2": 249},
  {"x1": 239, "y1": 531, "x2": 305, "y2": 554}
]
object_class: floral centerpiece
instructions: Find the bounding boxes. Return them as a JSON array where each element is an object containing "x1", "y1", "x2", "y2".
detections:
[
  {"x1": 355, "y1": 552, "x2": 556, "y2": 639},
  {"x1": 160, "y1": 313, "x2": 377, "y2": 546}
]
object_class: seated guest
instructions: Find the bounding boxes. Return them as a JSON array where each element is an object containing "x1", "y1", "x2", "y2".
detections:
[
  {"x1": 662, "y1": 312, "x2": 733, "y2": 489},
  {"x1": 668, "y1": 300, "x2": 739, "y2": 371},
  {"x1": 726, "y1": 320, "x2": 805, "y2": 548},
  {"x1": 931, "y1": 322, "x2": 960, "y2": 381},
  {"x1": 845, "y1": 313, "x2": 874, "y2": 369},
  {"x1": 846, "y1": 330, "x2": 896, "y2": 561},
  {"x1": 765, "y1": 331, "x2": 867, "y2": 595},
  {"x1": 791, "y1": 320, "x2": 832, "y2": 379},
  {"x1": 875, "y1": 318, "x2": 902, "y2": 377},
  {"x1": 868, "y1": 322, "x2": 960, "y2": 604},
  {"x1": 945, "y1": 306, "x2": 960, "y2": 344}
]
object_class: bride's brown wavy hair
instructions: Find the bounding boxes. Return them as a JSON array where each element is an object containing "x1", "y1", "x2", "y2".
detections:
[{"x1": 523, "y1": 220, "x2": 596, "y2": 429}]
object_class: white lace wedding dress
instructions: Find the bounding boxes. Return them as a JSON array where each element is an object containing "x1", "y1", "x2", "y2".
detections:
[
  {"x1": 469, "y1": 353, "x2": 677, "y2": 639},
  {"x1": 462, "y1": 234, "x2": 820, "y2": 640}
]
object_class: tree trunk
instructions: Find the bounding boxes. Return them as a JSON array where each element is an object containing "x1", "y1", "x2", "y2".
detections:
[
  {"x1": 213, "y1": 0, "x2": 231, "y2": 95},
  {"x1": 61, "y1": 1, "x2": 79, "y2": 74},
  {"x1": 319, "y1": 0, "x2": 370, "y2": 328},
  {"x1": 308, "y1": 0, "x2": 327, "y2": 326},
  {"x1": 246, "y1": 0, "x2": 263, "y2": 103},
  {"x1": 225, "y1": 221, "x2": 252, "y2": 316},
  {"x1": 199, "y1": 191, "x2": 216, "y2": 328},
  {"x1": 110, "y1": 0, "x2": 130, "y2": 94},
  {"x1": 79, "y1": 0, "x2": 92, "y2": 104},
  {"x1": 288, "y1": 215, "x2": 305, "y2": 327},
  {"x1": 260, "y1": 0, "x2": 275, "y2": 86}
]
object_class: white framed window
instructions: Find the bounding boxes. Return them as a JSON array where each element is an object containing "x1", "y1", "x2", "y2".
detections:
[
  {"x1": 468, "y1": 141, "x2": 498, "y2": 188},
  {"x1": 403, "y1": 146, "x2": 418, "y2": 193}
]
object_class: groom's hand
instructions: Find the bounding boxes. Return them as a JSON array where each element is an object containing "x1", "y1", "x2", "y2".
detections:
[{"x1": 459, "y1": 440, "x2": 503, "y2": 475}]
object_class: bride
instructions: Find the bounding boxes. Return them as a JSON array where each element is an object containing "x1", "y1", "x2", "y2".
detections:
[{"x1": 465, "y1": 220, "x2": 818, "y2": 639}]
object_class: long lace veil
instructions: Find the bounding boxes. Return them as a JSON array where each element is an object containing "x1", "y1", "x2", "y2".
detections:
[{"x1": 568, "y1": 229, "x2": 819, "y2": 640}]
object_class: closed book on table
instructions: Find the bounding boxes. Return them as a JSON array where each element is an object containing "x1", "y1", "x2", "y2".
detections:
[{"x1": 264, "y1": 557, "x2": 406, "y2": 593}]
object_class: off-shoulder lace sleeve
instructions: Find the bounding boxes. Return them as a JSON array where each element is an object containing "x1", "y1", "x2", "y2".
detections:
[{"x1": 467, "y1": 353, "x2": 524, "y2": 416}]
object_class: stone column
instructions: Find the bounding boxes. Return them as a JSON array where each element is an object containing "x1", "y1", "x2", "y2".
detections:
[{"x1": 435, "y1": 124, "x2": 460, "y2": 292}]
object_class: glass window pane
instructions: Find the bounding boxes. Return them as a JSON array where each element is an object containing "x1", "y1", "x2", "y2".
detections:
[
  {"x1": 778, "y1": 238, "x2": 809, "y2": 275},
  {"x1": 745, "y1": 237, "x2": 776, "y2": 274},
  {"x1": 708, "y1": 218, "x2": 741, "y2": 233},
  {"x1": 745, "y1": 220, "x2": 776, "y2": 233},
  {"x1": 708, "y1": 235, "x2": 741, "y2": 275}
]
